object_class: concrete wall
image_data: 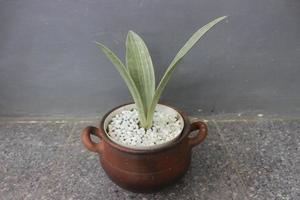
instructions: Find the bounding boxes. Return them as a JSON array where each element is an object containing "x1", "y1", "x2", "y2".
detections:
[{"x1": 0, "y1": 0, "x2": 299, "y2": 117}]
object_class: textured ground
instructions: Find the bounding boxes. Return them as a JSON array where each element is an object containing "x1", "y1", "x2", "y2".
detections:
[{"x1": 0, "y1": 117, "x2": 299, "y2": 200}]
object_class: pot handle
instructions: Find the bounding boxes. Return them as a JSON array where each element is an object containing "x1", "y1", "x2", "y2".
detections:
[
  {"x1": 81, "y1": 126, "x2": 103, "y2": 153},
  {"x1": 188, "y1": 121, "x2": 208, "y2": 148}
]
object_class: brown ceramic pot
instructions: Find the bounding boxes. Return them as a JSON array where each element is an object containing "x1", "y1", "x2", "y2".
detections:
[{"x1": 81, "y1": 103, "x2": 208, "y2": 193}]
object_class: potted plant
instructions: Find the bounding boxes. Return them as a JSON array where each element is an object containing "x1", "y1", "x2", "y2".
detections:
[{"x1": 81, "y1": 16, "x2": 227, "y2": 192}]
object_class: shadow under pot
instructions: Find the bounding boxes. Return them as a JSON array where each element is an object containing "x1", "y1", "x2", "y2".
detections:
[{"x1": 81, "y1": 103, "x2": 208, "y2": 193}]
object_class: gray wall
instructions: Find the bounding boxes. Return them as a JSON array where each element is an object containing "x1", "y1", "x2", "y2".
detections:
[{"x1": 0, "y1": 0, "x2": 299, "y2": 117}]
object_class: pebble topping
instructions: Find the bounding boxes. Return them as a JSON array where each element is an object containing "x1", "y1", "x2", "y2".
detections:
[{"x1": 107, "y1": 108, "x2": 183, "y2": 147}]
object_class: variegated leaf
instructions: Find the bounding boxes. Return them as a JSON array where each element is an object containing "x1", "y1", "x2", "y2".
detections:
[
  {"x1": 95, "y1": 42, "x2": 147, "y2": 124},
  {"x1": 126, "y1": 31, "x2": 155, "y2": 113},
  {"x1": 146, "y1": 16, "x2": 227, "y2": 125}
]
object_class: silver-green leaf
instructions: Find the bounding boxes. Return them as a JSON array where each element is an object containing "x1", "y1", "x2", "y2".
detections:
[
  {"x1": 95, "y1": 42, "x2": 147, "y2": 124},
  {"x1": 126, "y1": 31, "x2": 155, "y2": 113},
  {"x1": 146, "y1": 16, "x2": 227, "y2": 125}
]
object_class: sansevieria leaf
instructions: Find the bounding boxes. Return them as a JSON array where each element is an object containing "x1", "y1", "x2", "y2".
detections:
[
  {"x1": 126, "y1": 31, "x2": 155, "y2": 114},
  {"x1": 146, "y1": 16, "x2": 227, "y2": 125},
  {"x1": 95, "y1": 42, "x2": 147, "y2": 124}
]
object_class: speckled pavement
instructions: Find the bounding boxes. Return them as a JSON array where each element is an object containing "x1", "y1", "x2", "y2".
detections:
[{"x1": 1, "y1": 118, "x2": 299, "y2": 200}]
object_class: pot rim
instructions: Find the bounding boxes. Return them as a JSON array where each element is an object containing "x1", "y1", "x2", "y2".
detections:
[{"x1": 100, "y1": 103, "x2": 191, "y2": 154}]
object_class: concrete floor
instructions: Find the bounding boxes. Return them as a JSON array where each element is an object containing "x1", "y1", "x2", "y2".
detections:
[{"x1": 0, "y1": 117, "x2": 299, "y2": 200}]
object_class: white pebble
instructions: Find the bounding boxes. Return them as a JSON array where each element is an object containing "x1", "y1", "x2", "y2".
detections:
[{"x1": 107, "y1": 108, "x2": 183, "y2": 147}]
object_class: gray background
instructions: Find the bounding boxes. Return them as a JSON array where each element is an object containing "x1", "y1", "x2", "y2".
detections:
[{"x1": 0, "y1": 0, "x2": 299, "y2": 117}]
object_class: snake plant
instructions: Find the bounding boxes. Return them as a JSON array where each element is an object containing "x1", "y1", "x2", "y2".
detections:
[{"x1": 96, "y1": 16, "x2": 227, "y2": 128}]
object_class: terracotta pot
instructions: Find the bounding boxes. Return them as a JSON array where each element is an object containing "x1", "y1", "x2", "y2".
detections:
[{"x1": 81, "y1": 103, "x2": 208, "y2": 193}]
